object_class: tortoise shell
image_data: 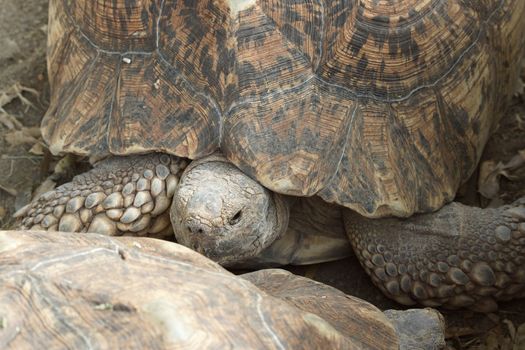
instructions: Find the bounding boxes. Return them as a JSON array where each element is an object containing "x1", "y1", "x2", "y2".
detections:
[
  {"x1": 43, "y1": 0, "x2": 525, "y2": 217},
  {"x1": 0, "y1": 230, "x2": 405, "y2": 349}
]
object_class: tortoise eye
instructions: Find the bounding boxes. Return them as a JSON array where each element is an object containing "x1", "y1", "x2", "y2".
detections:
[{"x1": 229, "y1": 210, "x2": 242, "y2": 225}]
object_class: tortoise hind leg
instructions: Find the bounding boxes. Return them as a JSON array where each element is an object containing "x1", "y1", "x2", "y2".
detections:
[
  {"x1": 343, "y1": 198, "x2": 525, "y2": 312},
  {"x1": 16, "y1": 154, "x2": 187, "y2": 238}
]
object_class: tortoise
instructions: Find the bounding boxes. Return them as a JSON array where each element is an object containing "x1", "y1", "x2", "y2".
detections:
[
  {"x1": 16, "y1": 0, "x2": 525, "y2": 312},
  {"x1": 0, "y1": 230, "x2": 446, "y2": 349}
]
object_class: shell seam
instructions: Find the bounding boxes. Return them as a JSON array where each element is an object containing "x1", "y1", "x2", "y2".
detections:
[
  {"x1": 256, "y1": 294, "x2": 286, "y2": 350},
  {"x1": 156, "y1": 0, "x2": 165, "y2": 49},
  {"x1": 62, "y1": 0, "x2": 220, "y2": 117},
  {"x1": 314, "y1": 0, "x2": 325, "y2": 71},
  {"x1": 257, "y1": 3, "x2": 318, "y2": 71},
  {"x1": 322, "y1": 104, "x2": 358, "y2": 192},
  {"x1": 63, "y1": 2, "x2": 154, "y2": 56},
  {"x1": 106, "y1": 58, "x2": 122, "y2": 154}
]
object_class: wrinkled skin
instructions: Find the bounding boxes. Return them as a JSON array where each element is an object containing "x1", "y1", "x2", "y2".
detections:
[{"x1": 171, "y1": 159, "x2": 289, "y2": 265}]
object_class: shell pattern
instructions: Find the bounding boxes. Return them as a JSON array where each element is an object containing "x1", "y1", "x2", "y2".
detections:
[{"x1": 43, "y1": 0, "x2": 525, "y2": 217}]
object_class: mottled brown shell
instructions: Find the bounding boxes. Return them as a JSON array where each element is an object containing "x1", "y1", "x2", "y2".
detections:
[
  {"x1": 0, "y1": 230, "x2": 399, "y2": 349},
  {"x1": 43, "y1": 0, "x2": 525, "y2": 217}
]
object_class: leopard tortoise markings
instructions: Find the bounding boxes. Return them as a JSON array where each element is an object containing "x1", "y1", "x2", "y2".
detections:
[{"x1": 15, "y1": 0, "x2": 525, "y2": 312}]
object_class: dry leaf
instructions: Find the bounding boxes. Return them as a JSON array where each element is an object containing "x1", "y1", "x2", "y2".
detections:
[
  {"x1": 504, "y1": 150, "x2": 525, "y2": 175},
  {"x1": 0, "y1": 83, "x2": 40, "y2": 131},
  {"x1": 516, "y1": 114, "x2": 525, "y2": 130},
  {"x1": 505, "y1": 320, "x2": 517, "y2": 340},
  {"x1": 23, "y1": 126, "x2": 41, "y2": 138},
  {"x1": 478, "y1": 150, "x2": 525, "y2": 199},
  {"x1": 0, "y1": 183, "x2": 17, "y2": 196},
  {"x1": 0, "y1": 112, "x2": 23, "y2": 130},
  {"x1": 479, "y1": 160, "x2": 502, "y2": 199},
  {"x1": 0, "y1": 83, "x2": 38, "y2": 110},
  {"x1": 4, "y1": 129, "x2": 38, "y2": 146},
  {"x1": 29, "y1": 142, "x2": 44, "y2": 155}
]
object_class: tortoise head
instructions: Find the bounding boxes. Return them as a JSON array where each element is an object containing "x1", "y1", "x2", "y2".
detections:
[{"x1": 171, "y1": 157, "x2": 289, "y2": 266}]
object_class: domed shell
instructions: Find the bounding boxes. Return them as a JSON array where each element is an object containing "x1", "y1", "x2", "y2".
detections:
[
  {"x1": 43, "y1": 0, "x2": 525, "y2": 217},
  {"x1": 0, "y1": 230, "x2": 399, "y2": 349}
]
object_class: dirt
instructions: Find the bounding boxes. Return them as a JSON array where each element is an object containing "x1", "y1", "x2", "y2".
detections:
[
  {"x1": 0, "y1": 1, "x2": 524, "y2": 349},
  {"x1": 0, "y1": 0, "x2": 49, "y2": 228}
]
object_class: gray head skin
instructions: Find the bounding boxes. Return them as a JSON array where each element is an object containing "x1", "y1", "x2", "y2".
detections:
[{"x1": 171, "y1": 158, "x2": 289, "y2": 266}]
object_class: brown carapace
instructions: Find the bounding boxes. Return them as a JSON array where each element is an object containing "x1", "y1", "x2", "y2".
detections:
[
  {"x1": 43, "y1": 0, "x2": 525, "y2": 217},
  {"x1": 0, "y1": 230, "x2": 447, "y2": 349}
]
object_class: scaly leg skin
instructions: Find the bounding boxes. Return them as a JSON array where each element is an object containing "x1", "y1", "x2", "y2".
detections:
[
  {"x1": 16, "y1": 154, "x2": 187, "y2": 238},
  {"x1": 344, "y1": 198, "x2": 525, "y2": 312}
]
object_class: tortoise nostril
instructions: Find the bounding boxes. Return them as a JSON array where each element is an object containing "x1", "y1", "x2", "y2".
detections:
[{"x1": 186, "y1": 223, "x2": 205, "y2": 235}]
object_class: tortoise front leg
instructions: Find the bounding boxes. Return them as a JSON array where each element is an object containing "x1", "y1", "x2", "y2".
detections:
[
  {"x1": 344, "y1": 199, "x2": 525, "y2": 312},
  {"x1": 16, "y1": 154, "x2": 187, "y2": 238}
]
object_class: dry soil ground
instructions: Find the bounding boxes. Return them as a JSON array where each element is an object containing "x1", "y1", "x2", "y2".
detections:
[{"x1": 0, "y1": 0, "x2": 524, "y2": 348}]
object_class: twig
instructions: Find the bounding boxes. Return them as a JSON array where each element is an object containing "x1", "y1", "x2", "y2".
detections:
[{"x1": 0, "y1": 183, "x2": 17, "y2": 196}]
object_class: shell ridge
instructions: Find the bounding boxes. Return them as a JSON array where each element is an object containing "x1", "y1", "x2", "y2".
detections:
[{"x1": 321, "y1": 103, "x2": 359, "y2": 194}]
